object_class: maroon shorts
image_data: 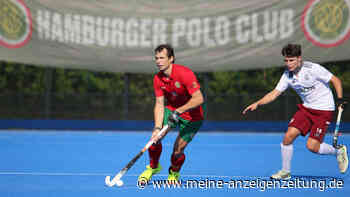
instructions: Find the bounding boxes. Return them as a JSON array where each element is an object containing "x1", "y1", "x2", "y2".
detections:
[{"x1": 288, "y1": 104, "x2": 333, "y2": 142}]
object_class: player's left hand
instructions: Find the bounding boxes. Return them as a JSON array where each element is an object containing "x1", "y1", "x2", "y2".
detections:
[
  {"x1": 336, "y1": 98, "x2": 347, "y2": 110},
  {"x1": 151, "y1": 127, "x2": 163, "y2": 143},
  {"x1": 242, "y1": 103, "x2": 259, "y2": 114},
  {"x1": 168, "y1": 111, "x2": 181, "y2": 127}
]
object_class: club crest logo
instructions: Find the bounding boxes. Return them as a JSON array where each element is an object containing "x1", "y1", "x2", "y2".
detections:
[
  {"x1": 302, "y1": 0, "x2": 350, "y2": 48},
  {"x1": 0, "y1": 0, "x2": 32, "y2": 48},
  {"x1": 175, "y1": 81, "x2": 181, "y2": 88}
]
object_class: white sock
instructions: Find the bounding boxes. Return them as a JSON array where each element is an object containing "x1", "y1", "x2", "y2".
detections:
[
  {"x1": 318, "y1": 142, "x2": 337, "y2": 155},
  {"x1": 281, "y1": 143, "x2": 293, "y2": 172}
]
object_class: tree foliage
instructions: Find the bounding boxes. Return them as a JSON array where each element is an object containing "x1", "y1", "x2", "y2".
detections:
[
  {"x1": 1, "y1": 60, "x2": 350, "y2": 96},
  {"x1": 0, "y1": 60, "x2": 349, "y2": 120}
]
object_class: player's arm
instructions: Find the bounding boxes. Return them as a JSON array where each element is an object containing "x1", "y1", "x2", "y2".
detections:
[
  {"x1": 330, "y1": 75, "x2": 343, "y2": 99},
  {"x1": 152, "y1": 95, "x2": 171, "y2": 142},
  {"x1": 242, "y1": 89, "x2": 282, "y2": 114},
  {"x1": 168, "y1": 70, "x2": 204, "y2": 126},
  {"x1": 330, "y1": 75, "x2": 347, "y2": 109},
  {"x1": 173, "y1": 69, "x2": 204, "y2": 114},
  {"x1": 167, "y1": 89, "x2": 203, "y2": 128},
  {"x1": 176, "y1": 90, "x2": 204, "y2": 114},
  {"x1": 152, "y1": 76, "x2": 171, "y2": 142},
  {"x1": 154, "y1": 96, "x2": 165, "y2": 129}
]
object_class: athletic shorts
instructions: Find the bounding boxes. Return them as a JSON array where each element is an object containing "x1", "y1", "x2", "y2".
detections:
[
  {"x1": 288, "y1": 104, "x2": 333, "y2": 143},
  {"x1": 163, "y1": 108, "x2": 203, "y2": 143}
]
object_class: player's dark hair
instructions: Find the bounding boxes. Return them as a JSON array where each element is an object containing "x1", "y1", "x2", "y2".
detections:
[
  {"x1": 155, "y1": 44, "x2": 175, "y2": 63},
  {"x1": 281, "y1": 43, "x2": 302, "y2": 57}
]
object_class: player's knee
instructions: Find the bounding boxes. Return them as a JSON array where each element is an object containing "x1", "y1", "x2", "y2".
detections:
[
  {"x1": 172, "y1": 149, "x2": 184, "y2": 156},
  {"x1": 306, "y1": 141, "x2": 319, "y2": 153},
  {"x1": 283, "y1": 128, "x2": 299, "y2": 145},
  {"x1": 282, "y1": 135, "x2": 294, "y2": 145},
  {"x1": 306, "y1": 144, "x2": 318, "y2": 153},
  {"x1": 173, "y1": 141, "x2": 187, "y2": 154}
]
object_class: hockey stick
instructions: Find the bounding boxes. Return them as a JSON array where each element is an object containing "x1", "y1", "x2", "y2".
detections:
[
  {"x1": 105, "y1": 124, "x2": 170, "y2": 187},
  {"x1": 333, "y1": 107, "x2": 344, "y2": 148}
]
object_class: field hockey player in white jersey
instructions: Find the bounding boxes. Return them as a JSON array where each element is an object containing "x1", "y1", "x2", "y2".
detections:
[{"x1": 242, "y1": 43, "x2": 348, "y2": 180}]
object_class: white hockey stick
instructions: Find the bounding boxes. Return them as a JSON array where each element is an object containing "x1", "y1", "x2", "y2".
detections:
[
  {"x1": 105, "y1": 124, "x2": 169, "y2": 187},
  {"x1": 333, "y1": 107, "x2": 344, "y2": 148}
]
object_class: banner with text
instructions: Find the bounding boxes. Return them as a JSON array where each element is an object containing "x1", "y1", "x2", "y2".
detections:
[{"x1": 1, "y1": 0, "x2": 350, "y2": 73}]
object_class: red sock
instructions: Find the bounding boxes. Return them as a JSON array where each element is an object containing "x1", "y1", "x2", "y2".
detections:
[
  {"x1": 148, "y1": 143, "x2": 162, "y2": 169},
  {"x1": 170, "y1": 153, "x2": 185, "y2": 172}
]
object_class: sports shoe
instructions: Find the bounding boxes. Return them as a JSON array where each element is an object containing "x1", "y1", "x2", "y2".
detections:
[
  {"x1": 337, "y1": 145, "x2": 349, "y2": 173},
  {"x1": 270, "y1": 170, "x2": 291, "y2": 180},
  {"x1": 138, "y1": 164, "x2": 162, "y2": 183},
  {"x1": 167, "y1": 168, "x2": 180, "y2": 184}
]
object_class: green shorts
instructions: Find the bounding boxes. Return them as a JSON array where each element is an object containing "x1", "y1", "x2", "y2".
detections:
[{"x1": 163, "y1": 108, "x2": 203, "y2": 143}]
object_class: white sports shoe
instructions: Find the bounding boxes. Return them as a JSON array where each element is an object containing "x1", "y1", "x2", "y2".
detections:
[
  {"x1": 270, "y1": 170, "x2": 291, "y2": 180},
  {"x1": 337, "y1": 145, "x2": 349, "y2": 173}
]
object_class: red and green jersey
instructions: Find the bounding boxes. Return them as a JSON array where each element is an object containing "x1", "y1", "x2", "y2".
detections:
[{"x1": 153, "y1": 64, "x2": 204, "y2": 122}]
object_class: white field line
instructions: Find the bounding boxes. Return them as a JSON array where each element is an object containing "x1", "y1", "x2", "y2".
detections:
[{"x1": 0, "y1": 171, "x2": 268, "y2": 179}]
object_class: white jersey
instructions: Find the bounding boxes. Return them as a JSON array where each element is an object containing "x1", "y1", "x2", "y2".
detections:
[{"x1": 275, "y1": 61, "x2": 335, "y2": 111}]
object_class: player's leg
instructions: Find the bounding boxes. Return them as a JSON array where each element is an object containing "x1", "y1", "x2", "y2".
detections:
[
  {"x1": 168, "y1": 135, "x2": 187, "y2": 182},
  {"x1": 306, "y1": 128, "x2": 335, "y2": 154},
  {"x1": 271, "y1": 126, "x2": 301, "y2": 180},
  {"x1": 308, "y1": 112, "x2": 348, "y2": 173},
  {"x1": 137, "y1": 141, "x2": 163, "y2": 183},
  {"x1": 168, "y1": 119, "x2": 202, "y2": 182},
  {"x1": 307, "y1": 110, "x2": 334, "y2": 154},
  {"x1": 138, "y1": 109, "x2": 173, "y2": 183},
  {"x1": 307, "y1": 137, "x2": 336, "y2": 154},
  {"x1": 271, "y1": 105, "x2": 311, "y2": 180},
  {"x1": 306, "y1": 137, "x2": 347, "y2": 170}
]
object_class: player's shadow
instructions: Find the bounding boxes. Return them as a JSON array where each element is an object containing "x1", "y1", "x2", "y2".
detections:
[{"x1": 291, "y1": 175, "x2": 341, "y2": 180}]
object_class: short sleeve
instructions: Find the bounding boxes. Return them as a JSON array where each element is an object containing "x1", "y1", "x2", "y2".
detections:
[
  {"x1": 182, "y1": 70, "x2": 201, "y2": 95},
  {"x1": 314, "y1": 64, "x2": 333, "y2": 83},
  {"x1": 153, "y1": 75, "x2": 163, "y2": 97},
  {"x1": 275, "y1": 73, "x2": 289, "y2": 92}
]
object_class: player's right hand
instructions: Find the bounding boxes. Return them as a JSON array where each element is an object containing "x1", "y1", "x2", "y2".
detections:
[
  {"x1": 168, "y1": 111, "x2": 180, "y2": 127},
  {"x1": 336, "y1": 98, "x2": 347, "y2": 110},
  {"x1": 242, "y1": 103, "x2": 259, "y2": 115}
]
